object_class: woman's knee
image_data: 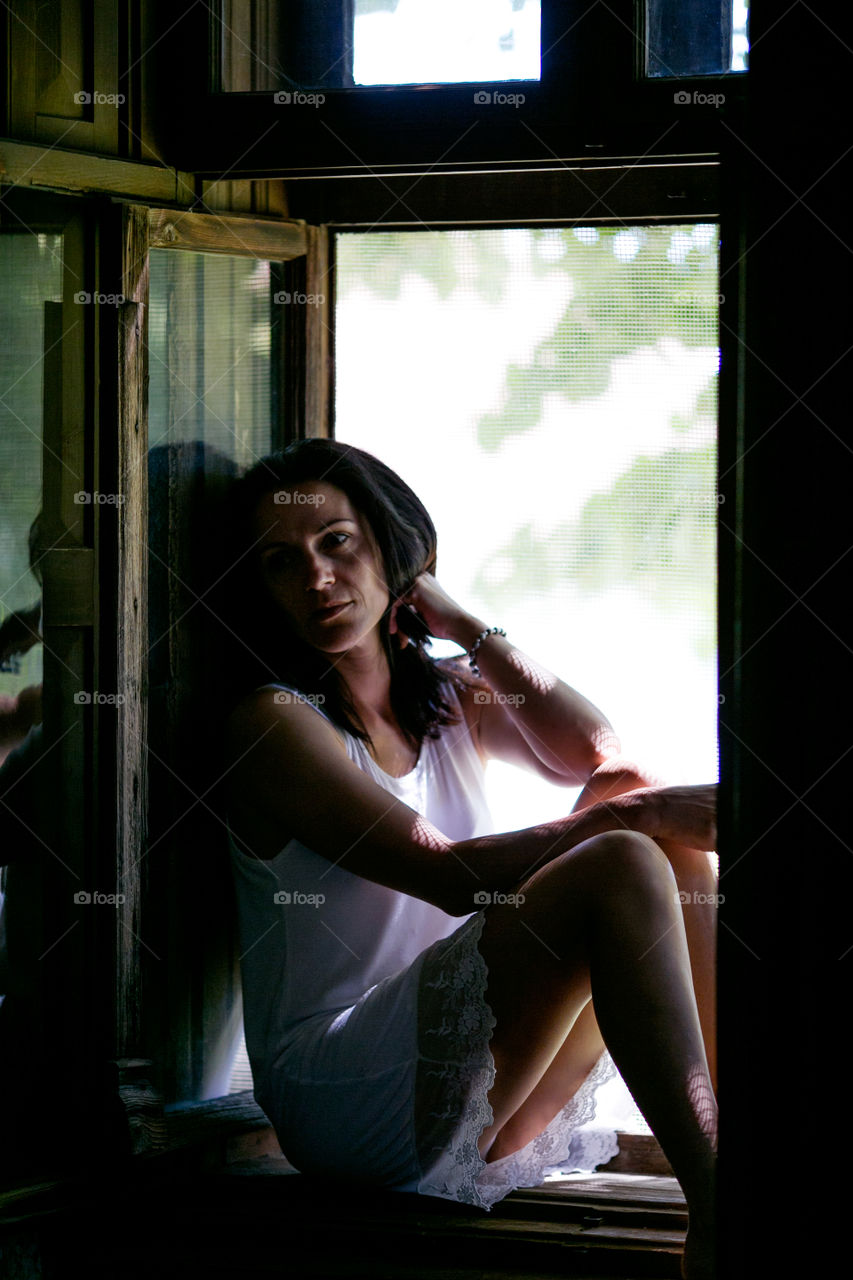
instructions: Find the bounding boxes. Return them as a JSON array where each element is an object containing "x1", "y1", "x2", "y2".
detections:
[{"x1": 524, "y1": 829, "x2": 676, "y2": 905}]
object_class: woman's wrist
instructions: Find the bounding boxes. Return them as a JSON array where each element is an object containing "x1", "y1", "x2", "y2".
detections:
[{"x1": 448, "y1": 613, "x2": 489, "y2": 652}]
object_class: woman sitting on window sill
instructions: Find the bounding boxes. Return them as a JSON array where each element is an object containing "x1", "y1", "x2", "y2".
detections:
[{"x1": 216, "y1": 439, "x2": 717, "y2": 1280}]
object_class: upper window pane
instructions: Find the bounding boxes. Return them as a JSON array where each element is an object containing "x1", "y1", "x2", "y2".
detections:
[
  {"x1": 334, "y1": 225, "x2": 720, "y2": 833},
  {"x1": 354, "y1": 0, "x2": 541, "y2": 86},
  {"x1": 646, "y1": 0, "x2": 749, "y2": 77},
  {"x1": 218, "y1": 0, "x2": 541, "y2": 92}
]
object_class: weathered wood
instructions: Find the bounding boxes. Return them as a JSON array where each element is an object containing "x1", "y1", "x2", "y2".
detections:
[
  {"x1": 304, "y1": 222, "x2": 332, "y2": 436},
  {"x1": 287, "y1": 159, "x2": 719, "y2": 227},
  {"x1": 0, "y1": 139, "x2": 195, "y2": 204},
  {"x1": 114, "y1": 205, "x2": 150, "y2": 1063},
  {"x1": 110, "y1": 1057, "x2": 166, "y2": 1156},
  {"x1": 599, "y1": 1132, "x2": 675, "y2": 1177},
  {"x1": 147, "y1": 208, "x2": 307, "y2": 260}
]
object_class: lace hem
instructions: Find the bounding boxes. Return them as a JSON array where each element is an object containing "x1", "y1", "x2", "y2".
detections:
[{"x1": 415, "y1": 911, "x2": 619, "y2": 1211}]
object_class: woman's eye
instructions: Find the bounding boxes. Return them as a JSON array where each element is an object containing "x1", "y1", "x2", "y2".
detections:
[
  {"x1": 264, "y1": 549, "x2": 295, "y2": 572},
  {"x1": 323, "y1": 531, "x2": 351, "y2": 550}
]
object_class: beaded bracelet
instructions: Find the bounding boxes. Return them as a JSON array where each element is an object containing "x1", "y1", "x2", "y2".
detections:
[{"x1": 468, "y1": 626, "x2": 507, "y2": 677}]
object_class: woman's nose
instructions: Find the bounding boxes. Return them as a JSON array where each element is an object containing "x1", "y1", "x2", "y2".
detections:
[{"x1": 303, "y1": 552, "x2": 334, "y2": 591}]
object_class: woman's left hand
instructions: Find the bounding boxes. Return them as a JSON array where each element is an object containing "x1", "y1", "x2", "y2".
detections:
[{"x1": 390, "y1": 573, "x2": 481, "y2": 647}]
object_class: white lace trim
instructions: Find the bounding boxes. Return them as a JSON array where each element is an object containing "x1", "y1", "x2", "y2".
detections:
[{"x1": 416, "y1": 911, "x2": 619, "y2": 1211}]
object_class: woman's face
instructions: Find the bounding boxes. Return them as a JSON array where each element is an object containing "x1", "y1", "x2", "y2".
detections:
[{"x1": 251, "y1": 480, "x2": 391, "y2": 656}]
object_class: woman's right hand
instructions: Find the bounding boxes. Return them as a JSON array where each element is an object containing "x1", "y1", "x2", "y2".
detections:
[{"x1": 617, "y1": 784, "x2": 718, "y2": 851}]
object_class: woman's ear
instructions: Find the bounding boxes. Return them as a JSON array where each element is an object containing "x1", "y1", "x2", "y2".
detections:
[{"x1": 388, "y1": 600, "x2": 410, "y2": 649}]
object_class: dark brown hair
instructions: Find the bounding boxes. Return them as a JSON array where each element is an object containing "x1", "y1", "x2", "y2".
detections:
[{"x1": 215, "y1": 439, "x2": 467, "y2": 748}]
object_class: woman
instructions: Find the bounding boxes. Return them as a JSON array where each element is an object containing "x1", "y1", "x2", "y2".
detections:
[{"x1": 220, "y1": 440, "x2": 717, "y2": 1280}]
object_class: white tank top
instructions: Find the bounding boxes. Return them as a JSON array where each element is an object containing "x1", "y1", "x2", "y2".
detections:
[{"x1": 229, "y1": 681, "x2": 494, "y2": 1094}]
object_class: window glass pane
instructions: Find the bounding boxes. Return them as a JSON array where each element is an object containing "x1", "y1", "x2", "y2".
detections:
[
  {"x1": 148, "y1": 250, "x2": 273, "y2": 465},
  {"x1": 0, "y1": 233, "x2": 61, "y2": 743},
  {"x1": 354, "y1": 0, "x2": 541, "y2": 86},
  {"x1": 334, "y1": 224, "x2": 720, "y2": 1136},
  {"x1": 146, "y1": 249, "x2": 275, "y2": 1103},
  {"x1": 0, "y1": 233, "x2": 61, "y2": 1013},
  {"x1": 334, "y1": 226, "x2": 719, "y2": 830},
  {"x1": 646, "y1": 0, "x2": 749, "y2": 77},
  {"x1": 218, "y1": 0, "x2": 540, "y2": 91}
]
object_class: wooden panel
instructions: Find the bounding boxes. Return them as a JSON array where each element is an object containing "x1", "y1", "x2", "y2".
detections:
[
  {"x1": 40, "y1": 547, "x2": 95, "y2": 627},
  {"x1": 114, "y1": 205, "x2": 150, "y2": 1060},
  {"x1": 304, "y1": 223, "x2": 332, "y2": 436},
  {"x1": 284, "y1": 161, "x2": 719, "y2": 228},
  {"x1": 148, "y1": 208, "x2": 307, "y2": 260},
  {"x1": 0, "y1": 140, "x2": 196, "y2": 204}
]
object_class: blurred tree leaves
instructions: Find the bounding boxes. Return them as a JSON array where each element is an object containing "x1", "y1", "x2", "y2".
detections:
[{"x1": 337, "y1": 224, "x2": 720, "y2": 656}]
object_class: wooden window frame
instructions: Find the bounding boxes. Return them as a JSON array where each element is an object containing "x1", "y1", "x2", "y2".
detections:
[
  {"x1": 110, "y1": 205, "x2": 331, "y2": 1148},
  {"x1": 114, "y1": 179, "x2": 727, "y2": 1169},
  {"x1": 155, "y1": 0, "x2": 746, "y2": 180}
]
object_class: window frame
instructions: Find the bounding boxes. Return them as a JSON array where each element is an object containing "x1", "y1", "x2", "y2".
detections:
[
  {"x1": 155, "y1": 0, "x2": 746, "y2": 180},
  {"x1": 108, "y1": 204, "x2": 330, "y2": 1140}
]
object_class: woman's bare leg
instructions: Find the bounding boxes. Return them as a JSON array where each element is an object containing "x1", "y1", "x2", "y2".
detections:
[
  {"x1": 476, "y1": 830, "x2": 716, "y2": 1279},
  {"x1": 572, "y1": 758, "x2": 718, "y2": 1092},
  {"x1": 484, "y1": 756, "x2": 719, "y2": 1163}
]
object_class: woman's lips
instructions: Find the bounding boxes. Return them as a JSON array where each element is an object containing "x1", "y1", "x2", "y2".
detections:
[{"x1": 312, "y1": 602, "x2": 352, "y2": 622}]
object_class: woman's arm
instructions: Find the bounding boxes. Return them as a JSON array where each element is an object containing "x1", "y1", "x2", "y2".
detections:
[
  {"x1": 225, "y1": 691, "x2": 716, "y2": 917},
  {"x1": 399, "y1": 574, "x2": 619, "y2": 785}
]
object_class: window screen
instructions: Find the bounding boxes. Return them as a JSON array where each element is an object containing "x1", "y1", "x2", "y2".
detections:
[
  {"x1": 335, "y1": 226, "x2": 720, "y2": 839},
  {"x1": 146, "y1": 248, "x2": 276, "y2": 1102}
]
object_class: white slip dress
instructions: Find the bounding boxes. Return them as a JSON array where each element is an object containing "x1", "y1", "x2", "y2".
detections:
[{"x1": 229, "y1": 682, "x2": 618, "y2": 1209}]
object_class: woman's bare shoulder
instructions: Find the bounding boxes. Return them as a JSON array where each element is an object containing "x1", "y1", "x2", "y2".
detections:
[
  {"x1": 225, "y1": 685, "x2": 346, "y2": 758},
  {"x1": 434, "y1": 656, "x2": 491, "y2": 747}
]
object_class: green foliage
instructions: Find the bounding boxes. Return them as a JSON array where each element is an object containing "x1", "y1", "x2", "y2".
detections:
[{"x1": 473, "y1": 436, "x2": 718, "y2": 657}]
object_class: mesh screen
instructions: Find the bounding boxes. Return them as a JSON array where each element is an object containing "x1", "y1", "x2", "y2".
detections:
[{"x1": 335, "y1": 225, "x2": 720, "y2": 835}]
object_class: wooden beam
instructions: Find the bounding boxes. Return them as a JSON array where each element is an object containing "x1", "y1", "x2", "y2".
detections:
[
  {"x1": 147, "y1": 208, "x2": 307, "y2": 259},
  {"x1": 0, "y1": 139, "x2": 195, "y2": 204}
]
